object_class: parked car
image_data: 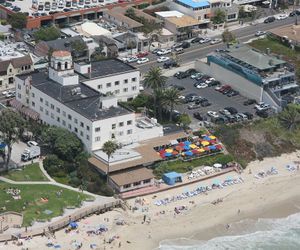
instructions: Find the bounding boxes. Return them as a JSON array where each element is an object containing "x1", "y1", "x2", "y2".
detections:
[
  {"x1": 207, "y1": 111, "x2": 219, "y2": 118},
  {"x1": 243, "y1": 99, "x2": 257, "y2": 106},
  {"x1": 237, "y1": 113, "x2": 248, "y2": 121},
  {"x1": 157, "y1": 56, "x2": 170, "y2": 63},
  {"x1": 264, "y1": 16, "x2": 275, "y2": 23},
  {"x1": 219, "y1": 109, "x2": 231, "y2": 116},
  {"x1": 127, "y1": 56, "x2": 138, "y2": 63},
  {"x1": 188, "y1": 103, "x2": 201, "y2": 109},
  {"x1": 219, "y1": 85, "x2": 231, "y2": 93},
  {"x1": 163, "y1": 60, "x2": 179, "y2": 69},
  {"x1": 255, "y1": 31, "x2": 266, "y2": 37},
  {"x1": 208, "y1": 80, "x2": 220, "y2": 87},
  {"x1": 27, "y1": 141, "x2": 38, "y2": 147},
  {"x1": 243, "y1": 112, "x2": 253, "y2": 120},
  {"x1": 195, "y1": 98, "x2": 208, "y2": 104},
  {"x1": 137, "y1": 58, "x2": 149, "y2": 64},
  {"x1": 289, "y1": 10, "x2": 300, "y2": 16},
  {"x1": 191, "y1": 37, "x2": 201, "y2": 43},
  {"x1": 276, "y1": 14, "x2": 288, "y2": 20},
  {"x1": 191, "y1": 72, "x2": 203, "y2": 79},
  {"x1": 201, "y1": 100, "x2": 211, "y2": 107},
  {"x1": 210, "y1": 38, "x2": 222, "y2": 45},
  {"x1": 174, "y1": 47, "x2": 184, "y2": 54},
  {"x1": 199, "y1": 37, "x2": 211, "y2": 44},
  {"x1": 5, "y1": 91, "x2": 15, "y2": 98},
  {"x1": 256, "y1": 110, "x2": 268, "y2": 118},
  {"x1": 255, "y1": 102, "x2": 270, "y2": 111},
  {"x1": 136, "y1": 51, "x2": 149, "y2": 58},
  {"x1": 227, "y1": 90, "x2": 239, "y2": 97},
  {"x1": 224, "y1": 107, "x2": 238, "y2": 115},
  {"x1": 157, "y1": 49, "x2": 172, "y2": 56},
  {"x1": 222, "y1": 87, "x2": 232, "y2": 95},
  {"x1": 176, "y1": 71, "x2": 190, "y2": 79},
  {"x1": 193, "y1": 112, "x2": 203, "y2": 120},
  {"x1": 185, "y1": 68, "x2": 197, "y2": 76},
  {"x1": 182, "y1": 41, "x2": 190, "y2": 48},
  {"x1": 196, "y1": 82, "x2": 208, "y2": 89},
  {"x1": 185, "y1": 95, "x2": 201, "y2": 103}
]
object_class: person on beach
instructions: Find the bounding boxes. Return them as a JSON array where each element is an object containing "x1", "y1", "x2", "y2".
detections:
[{"x1": 226, "y1": 224, "x2": 230, "y2": 230}]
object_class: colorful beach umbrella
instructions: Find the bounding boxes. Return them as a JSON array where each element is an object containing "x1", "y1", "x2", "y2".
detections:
[
  {"x1": 183, "y1": 145, "x2": 190, "y2": 150},
  {"x1": 216, "y1": 144, "x2": 223, "y2": 150},
  {"x1": 209, "y1": 145, "x2": 217, "y2": 150},
  {"x1": 203, "y1": 136, "x2": 211, "y2": 141},
  {"x1": 164, "y1": 152, "x2": 172, "y2": 157},
  {"x1": 201, "y1": 141, "x2": 210, "y2": 146},
  {"x1": 192, "y1": 149, "x2": 199, "y2": 154},
  {"x1": 190, "y1": 144, "x2": 197, "y2": 149},
  {"x1": 159, "y1": 149, "x2": 166, "y2": 154},
  {"x1": 175, "y1": 145, "x2": 184, "y2": 151},
  {"x1": 172, "y1": 151, "x2": 179, "y2": 155},
  {"x1": 209, "y1": 135, "x2": 216, "y2": 140},
  {"x1": 197, "y1": 148, "x2": 205, "y2": 153},
  {"x1": 184, "y1": 140, "x2": 191, "y2": 145},
  {"x1": 165, "y1": 148, "x2": 173, "y2": 153},
  {"x1": 204, "y1": 147, "x2": 210, "y2": 151},
  {"x1": 185, "y1": 151, "x2": 193, "y2": 156},
  {"x1": 179, "y1": 142, "x2": 185, "y2": 147}
]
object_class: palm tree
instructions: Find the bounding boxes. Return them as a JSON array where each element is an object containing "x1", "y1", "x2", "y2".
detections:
[
  {"x1": 162, "y1": 88, "x2": 181, "y2": 121},
  {"x1": 278, "y1": 104, "x2": 300, "y2": 131},
  {"x1": 102, "y1": 140, "x2": 118, "y2": 184},
  {"x1": 143, "y1": 67, "x2": 167, "y2": 119}
]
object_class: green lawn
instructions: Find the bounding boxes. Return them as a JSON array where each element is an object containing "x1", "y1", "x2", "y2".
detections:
[
  {"x1": 0, "y1": 182, "x2": 92, "y2": 226},
  {"x1": 3, "y1": 163, "x2": 49, "y2": 182},
  {"x1": 153, "y1": 154, "x2": 234, "y2": 178}
]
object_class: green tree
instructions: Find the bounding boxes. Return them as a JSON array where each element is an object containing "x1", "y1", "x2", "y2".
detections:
[
  {"x1": 0, "y1": 109, "x2": 25, "y2": 170},
  {"x1": 125, "y1": 7, "x2": 136, "y2": 18},
  {"x1": 42, "y1": 127, "x2": 83, "y2": 162},
  {"x1": 70, "y1": 40, "x2": 87, "y2": 60},
  {"x1": 162, "y1": 88, "x2": 181, "y2": 121},
  {"x1": 178, "y1": 114, "x2": 191, "y2": 131},
  {"x1": 43, "y1": 154, "x2": 64, "y2": 175},
  {"x1": 222, "y1": 29, "x2": 236, "y2": 43},
  {"x1": 102, "y1": 140, "x2": 119, "y2": 184},
  {"x1": 238, "y1": 7, "x2": 247, "y2": 19},
  {"x1": 34, "y1": 26, "x2": 61, "y2": 41},
  {"x1": 211, "y1": 9, "x2": 226, "y2": 24},
  {"x1": 278, "y1": 104, "x2": 300, "y2": 131},
  {"x1": 8, "y1": 13, "x2": 27, "y2": 29},
  {"x1": 143, "y1": 67, "x2": 167, "y2": 119}
]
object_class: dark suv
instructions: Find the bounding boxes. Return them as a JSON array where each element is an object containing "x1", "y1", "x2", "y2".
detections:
[
  {"x1": 264, "y1": 16, "x2": 275, "y2": 23},
  {"x1": 163, "y1": 60, "x2": 179, "y2": 69}
]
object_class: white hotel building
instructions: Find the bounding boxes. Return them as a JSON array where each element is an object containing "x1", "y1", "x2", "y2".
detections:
[{"x1": 14, "y1": 51, "x2": 163, "y2": 152}]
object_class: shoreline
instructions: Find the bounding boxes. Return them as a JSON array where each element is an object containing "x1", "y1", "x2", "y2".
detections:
[{"x1": 1, "y1": 151, "x2": 300, "y2": 250}]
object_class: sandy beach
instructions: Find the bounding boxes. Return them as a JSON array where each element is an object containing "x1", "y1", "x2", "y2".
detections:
[{"x1": 1, "y1": 151, "x2": 300, "y2": 250}]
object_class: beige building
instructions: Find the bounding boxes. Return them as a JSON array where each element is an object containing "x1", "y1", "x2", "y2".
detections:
[{"x1": 0, "y1": 55, "x2": 33, "y2": 91}]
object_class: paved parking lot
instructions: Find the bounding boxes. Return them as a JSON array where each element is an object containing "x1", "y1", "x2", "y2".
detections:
[{"x1": 166, "y1": 75, "x2": 257, "y2": 125}]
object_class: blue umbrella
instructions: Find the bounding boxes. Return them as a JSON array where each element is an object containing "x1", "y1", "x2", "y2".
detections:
[
  {"x1": 203, "y1": 136, "x2": 211, "y2": 141},
  {"x1": 185, "y1": 151, "x2": 193, "y2": 156},
  {"x1": 209, "y1": 145, "x2": 217, "y2": 150},
  {"x1": 0, "y1": 143, "x2": 6, "y2": 149},
  {"x1": 184, "y1": 140, "x2": 191, "y2": 145},
  {"x1": 164, "y1": 152, "x2": 172, "y2": 157},
  {"x1": 183, "y1": 145, "x2": 190, "y2": 150},
  {"x1": 69, "y1": 222, "x2": 78, "y2": 228}
]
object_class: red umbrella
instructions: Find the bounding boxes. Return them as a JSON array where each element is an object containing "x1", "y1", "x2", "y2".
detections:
[
  {"x1": 216, "y1": 144, "x2": 222, "y2": 150},
  {"x1": 159, "y1": 149, "x2": 166, "y2": 154},
  {"x1": 179, "y1": 142, "x2": 185, "y2": 147},
  {"x1": 172, "y1": 151, "x2": 179, "y2": 155},
  {"x1": 175, "y1": 145, "x2": 183, "y2": 151},
  {"x1": 204, "y1": 147, "x2": 210, "y2": 151},
  {"x1": 192, "y1": 149, "x2": 199, "y2": 154}
]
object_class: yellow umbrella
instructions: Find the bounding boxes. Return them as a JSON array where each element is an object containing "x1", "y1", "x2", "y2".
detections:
[
  {"x1": 197, "y1": 148, "x2": 205, "y2": 153},
  {"x1": 190, "y1": 144, "x2": 197, "y2": 149},
  {"x1": 209, "y1": 136, "x2": 216, "y2": 140},
  {"x1": 165, "y1": 149, "x2": 173, "y2": 153},
  {"x1": 201, "y1": 141, "x2": 210, "y2": 146}
]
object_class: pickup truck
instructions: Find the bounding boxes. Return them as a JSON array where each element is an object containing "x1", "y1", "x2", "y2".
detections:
[{"x1": 255, "y1": 102, "x2": 270, "y2": 111}]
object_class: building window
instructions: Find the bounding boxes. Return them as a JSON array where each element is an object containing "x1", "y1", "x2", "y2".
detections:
[
  {"x1": 0, "y1": 80, "x2": 2, "y2": 86},
  {"x1": 32, "y1": 101, "x2": 35, "y2": 107},
  {"x1": 50, "y1": 104, "x2": 54, "y2": 110},
  {"x1": 68, "y1": 114, "x2": 72, "y2": 120},
  {"x1": 86, "y1": 125, "x2": 90, "y2": 131},
  {"x1": 74, "y1": 127, "x2": 78, "y2": 133},
  {"x1": 68, "y1": 124, "x2": 72, "y2": 130},
  {"x1": 127, "y1": 120, "x2": 132, "y2": 125},
  {"x1": 124, "y1": 79, "x2": 128, "y2": 84},
  {"x1": 62, "y1": 120, "x2": 66, "y2": 126},
  {"x1": 133, "y1": 181, "x2": 141, "y2": 186},
  {"x1": 132, "y1": 86, "x2": 137, "y2": 91},
  {"x1": 40, "y1": 97, "x2": 43, "y2": 103},
  {"x1": 123, "y1": 88, "x2": 128, "y2": 92},
  {"x1": 227, "y1": 13, "x2": 236, "y2": 19},
  {"x1": 9, "y1": 68, "x2": 12, "y2": 73},
  {"x1": 112, "y1": 124, "x2": 116, "y2": 129},
  {"x1": 95, "y1": 127, "x2": 100, "y2": 132},
  {"x1": 40, "y1": 106, "x2": 43, "y2": 112},
  {"x1": 63, "y1": 111, "x2": 66, "y2": 117},
  {"x1": 95, "y1": 136, "x2": 101, "y2": 142},
  {"x1": 80, "y1": 131, "x2": 83, "y2": 136},
  {"x1": 45, "y1": 101, "x2": 49, "y2": 106},
  {"x1": 106, "y1": 82, "x2": 111, "y2": 88},
  {"x1": 31, "y1": 93, "x2": 35, "y2": 97},
  {"x1": 56, "y1": 107, "x2": 60, "y2": 113},
  {"x1": 119, "y1": 122, "x2": 124, "y2": 127},
  {"x1": 132, "y1": 77, "x2": 136, "y2": 82},
  {"x1": 74, "y1": 118, "x2": 78, "y2": 124},
  {"x1": 57, "y1": 117, "x2": 60, "y2": 122},
  {"x1": 45, "y1": 110, "x2": 49, "y2": 115},
  {"x1": 111, "y1": 133, "x2": 115, "y2": 139},
  {"x1": 18, "y1": 93, "x2": 21, "y2": 99},
  {"x1": 123, "y1": 184, "x2": 131, "y2": 189},
  {"x1": 18, "y1": 84, "x2": 21, "y2": 90},
  {"x1": 143, "y1": 179, "x2": 151, "y2": 184},
  {"x1": 114, "y1": 89, "x2": 120, "y2": 94},
  {"x1": 127, "y1": 129, "x2": 132, "y2": 134},
  {"x1": 51, "y1": 113, "x2": 54, "y2": 119},
  {"x1": 80, "y1": 122, "x2": 84, "y2": 128},
  {"x1": 97, "y1": 84, "x2": 102, "y2": 89},
  {"x1": 115, "y1": 81, "x2": 119, "y2": 86},
  {"x1": 119, "y1": 131, "x2": 124, "y2": 136},
  {"x1": 86, "y1": 135, "x2": 90, "y2": 140}
]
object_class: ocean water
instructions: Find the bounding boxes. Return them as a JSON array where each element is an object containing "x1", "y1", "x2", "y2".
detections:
[{"x1": 158, "y1": 212, "x2": 300, "y2": 250}]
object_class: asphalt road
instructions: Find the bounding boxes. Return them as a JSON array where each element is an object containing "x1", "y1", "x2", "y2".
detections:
[{"x1": 135, "y1": 16, "x2": 297, "y2": 73}]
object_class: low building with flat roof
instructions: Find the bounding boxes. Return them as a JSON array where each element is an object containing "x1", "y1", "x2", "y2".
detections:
[{"x1": 195, "y1": 45, "x2": 299, "y2": 111}]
